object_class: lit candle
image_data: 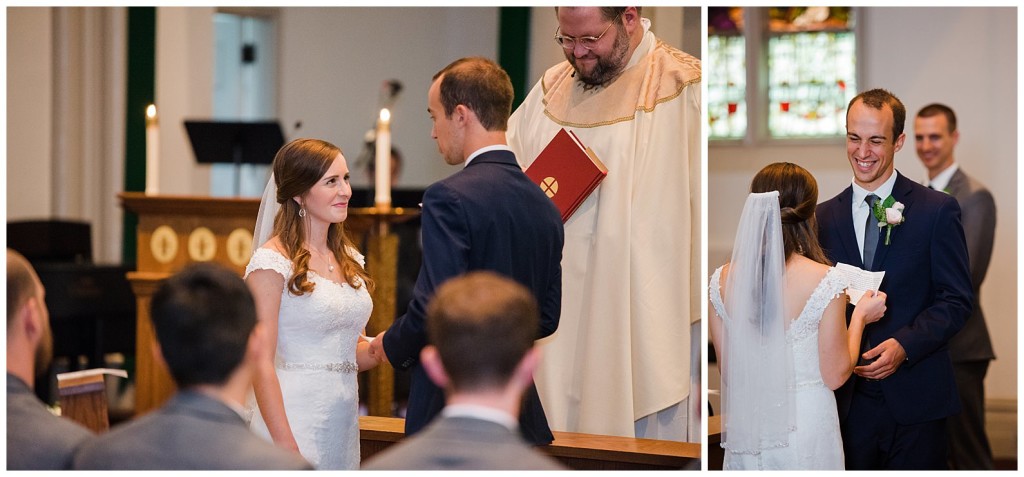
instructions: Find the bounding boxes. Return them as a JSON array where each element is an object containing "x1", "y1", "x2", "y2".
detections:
[
  {"x1": 145, "y1": 104, "x2": 159, "y2": 194},
  {"x1": 374, "y1": 108, "x2": 391, "y2": 208}
]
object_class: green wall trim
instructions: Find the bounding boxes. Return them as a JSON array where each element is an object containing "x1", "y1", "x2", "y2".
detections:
[
  {"x1": 499, "y1": 7, "x2": 531, "y2": 111},
  {"x1": 122, "y1": 7, "x2": 155, "y2": 266}
]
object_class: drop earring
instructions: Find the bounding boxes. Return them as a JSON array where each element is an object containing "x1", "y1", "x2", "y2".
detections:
[{"x1": 299, "y1": 207, "x2": 307, "y2": 218}]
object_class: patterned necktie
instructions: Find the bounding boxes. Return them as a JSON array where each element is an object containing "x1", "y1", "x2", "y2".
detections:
[{"x1": 863, "y1": 194, "x2": 880, "y2": 270}]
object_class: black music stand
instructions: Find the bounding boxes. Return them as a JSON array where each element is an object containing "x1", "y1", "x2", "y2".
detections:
[{"x1": 184, "y1": 120, "x2": 285, "y2": 195}]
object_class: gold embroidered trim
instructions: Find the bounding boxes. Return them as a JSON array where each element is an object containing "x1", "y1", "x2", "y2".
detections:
[{"x1": 539, "y1": 39, "x2": 700, "y2": 129}]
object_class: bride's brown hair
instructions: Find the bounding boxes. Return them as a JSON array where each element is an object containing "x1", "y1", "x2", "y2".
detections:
[
  {"x1": 750, "y1": 162, "x2": 831, "y2": 265},
  {"x1": 272, "y1": 138, "x2": 374, "y2": 295}
]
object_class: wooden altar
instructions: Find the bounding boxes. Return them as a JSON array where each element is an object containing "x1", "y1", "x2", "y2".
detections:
[{"x1": 119, "y1": 192, "x2": 418, "y2": 416}]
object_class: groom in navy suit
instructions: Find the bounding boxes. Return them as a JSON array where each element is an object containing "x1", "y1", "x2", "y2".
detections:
[
  {"x1": 817, "y1": 89, "x2": 972, "y2": 469},
  {"x1": 368, "y1": 57, "x2": 563, "y2": 446}
]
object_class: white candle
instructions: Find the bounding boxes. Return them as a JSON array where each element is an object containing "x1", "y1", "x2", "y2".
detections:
[
  {"x1": 374, "y1": 108, "x2": 392, "y2": 208},
  {"x1": 145, "y1": 104, "x2": 160, "y2": 194}
]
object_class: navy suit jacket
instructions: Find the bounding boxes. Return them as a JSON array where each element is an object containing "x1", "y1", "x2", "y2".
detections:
[
  {"x1": 381, "y1": 149, "x2": 563, "y2": 445},
  {"x1": 816, "y1": 171, "x2": 972, "y2": 425}
]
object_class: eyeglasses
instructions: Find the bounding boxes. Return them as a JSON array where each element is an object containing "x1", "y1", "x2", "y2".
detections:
[{"x1": 553, "y1": 13, "x2": 621, "y2": 51}]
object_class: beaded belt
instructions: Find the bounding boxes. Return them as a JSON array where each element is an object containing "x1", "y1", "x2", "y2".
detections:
[{"x1": 275, "y1": 356, "x2": 358, "y2": 373}]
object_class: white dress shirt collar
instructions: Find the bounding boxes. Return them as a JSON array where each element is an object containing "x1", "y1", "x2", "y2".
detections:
[
  {"x1": 926, "y1": 162, "x2": 959, "y2": 192},
  {"x1": 851, "y1": 169, "x2": 899, "y2": 210},
  {"x1": 464, "y1": 144, "x2": 512, "y2": 167},
  {"x1": 442, "y1": 403, "x2": 518, "y2": 431}
]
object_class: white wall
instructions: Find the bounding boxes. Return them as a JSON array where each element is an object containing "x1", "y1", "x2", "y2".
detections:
[
  {"x1": 276, "y1": 7, "x2": 499, "y2": 189},
  {"x1": 150, "y1": 7, "x2": 499, "y2": 192},
  {"x1": 709, "y1": 8, "x2": 1017, "y2": 402},
  {"x1": 7, "y1": 8, "x2": 54, "y2": 220}
]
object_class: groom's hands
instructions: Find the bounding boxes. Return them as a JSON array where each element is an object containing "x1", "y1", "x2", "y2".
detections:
[
  {"x1": 854, "y1": 338, "x2": 907, "y2": 380},
  {"x1": 367, "y1": 331, "x2": 387, "y2": 364}
]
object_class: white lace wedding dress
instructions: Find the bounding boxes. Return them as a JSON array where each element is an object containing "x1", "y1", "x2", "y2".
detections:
[
  {"x1": 244, "y1": 247, "x2": 372, "y2": 470},
  {"x1": 710, "y1": 265, "x2": 846, "y2": 470}
]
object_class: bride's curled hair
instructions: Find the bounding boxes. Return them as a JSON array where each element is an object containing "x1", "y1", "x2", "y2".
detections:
[{"x1": 750, "y1": 162, "x2": 831, "y2": 265}]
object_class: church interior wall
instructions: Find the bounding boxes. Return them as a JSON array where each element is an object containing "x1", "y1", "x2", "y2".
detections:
[{"x1": 709, "y1": 7, "x2": 1017, "y2": 457}]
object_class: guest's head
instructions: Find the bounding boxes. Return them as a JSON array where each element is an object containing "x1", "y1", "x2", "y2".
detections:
[
  {"x1": 429, "y1": 57, "x2": 513, "y2": 165},
  {"x1": 421, "y1": 272, "x2": 539, "y2": 402},
  {"x1": 6, "y1": 249, "x2": 53, "y2": 383},
  {"x1": 150, "y1": 263, "x2": 263, "y2": 389},
  {"x1": 845, "y1": 88, "x2": 906, "y2": 190},
  {"x1": 751, "y1": 163, "x2": 830, "y2": 265},
  {"x1": 914, "y1": 103, "x2": 959, "y2": 177},
  {"x1": 554, "y1": 7, "x2": 643, "y2": 88},
  {"x1": 271, "y1": 137, "x2": 371, "y2": 295}
]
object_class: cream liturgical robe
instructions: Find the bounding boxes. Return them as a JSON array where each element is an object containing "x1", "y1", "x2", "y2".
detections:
[{"x1": 507, "y1": 19, "x2": 701, "y2": 439}]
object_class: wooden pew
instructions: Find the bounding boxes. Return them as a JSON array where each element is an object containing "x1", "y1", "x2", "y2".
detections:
[{"x1": 359, "y1": 415, "x2": 700, "y2": 470}]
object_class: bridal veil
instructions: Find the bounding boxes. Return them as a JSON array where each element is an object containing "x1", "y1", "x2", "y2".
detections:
[{"x1": 720, "y1": 191, "x2": 796, "y2": 455}]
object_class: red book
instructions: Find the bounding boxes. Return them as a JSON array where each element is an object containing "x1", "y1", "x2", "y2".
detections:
[{"x1": 524, "y1": 128, "x2": 608, "y2": 223}]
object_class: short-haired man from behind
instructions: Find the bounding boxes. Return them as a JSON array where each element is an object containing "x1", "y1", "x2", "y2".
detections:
[
  {"x1": 73, "y1": 263, "x2": 312, "y2": 470},
  {"x1": 915, "y1": 103, "x2": 997, "y2": 470},
  {"x1": 363, "y1": 271, "x2": 565, "y2": 470},
  {"x1": 7, "y1": 249, "x2": 94, "y2": 470}
]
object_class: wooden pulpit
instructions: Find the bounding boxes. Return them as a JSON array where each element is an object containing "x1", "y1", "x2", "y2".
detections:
[
  {"x1": 57, "y1": 369, "x2": 128, "y2": 433},
  {"x1": 119, "y1": 192, "x2": 417, "y2": 417}
]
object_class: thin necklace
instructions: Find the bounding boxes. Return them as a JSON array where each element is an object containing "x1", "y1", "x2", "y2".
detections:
[{"x1": 309, "y1": 247, "x2": 335, "y2": 272}]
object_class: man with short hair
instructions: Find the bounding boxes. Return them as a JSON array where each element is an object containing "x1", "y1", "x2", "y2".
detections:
[
  {"x1": 73, "y1": 263, "x2": 312, "y2": 470},
  {"x1": 817, "y1": 89, "x2": 972, "y2": 469},
  {"x1": 369, "y1": 57, "x2": 564, "y2": 446},
  {"x1": 364, "y1": 272, "x2": 565, "y2": 469},
  {"x1": 915, "y1": 103, "x2": 996, "y2": 470},
  {"x1": 7, "y1": 249, "x2": 94, "y2": 470},
  {"x1": 506, "y1": 6, "x2": 701, "y2": 440}
]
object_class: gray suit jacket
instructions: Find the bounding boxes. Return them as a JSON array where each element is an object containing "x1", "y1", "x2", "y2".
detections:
[
  {"x1": 945, "y1": 167, "x2": 996, "y2": 362},
  {"x1": 362, "y1": 415, "x2": 565, "y2": 470},
  {"x1": 6, "y1": 373, "x2": 94, "y2": 470},
  {"x1": 73, "y1": 390, "x2": 311, "y2": 470}
]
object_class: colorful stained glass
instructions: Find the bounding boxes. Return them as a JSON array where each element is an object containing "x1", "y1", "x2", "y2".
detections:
[
  {"x1": 708, "y1": 7, "x2": 746, "y2": 139},
  {"x1": 767, "y1": 8, "x2": 856, "y2": 138}
]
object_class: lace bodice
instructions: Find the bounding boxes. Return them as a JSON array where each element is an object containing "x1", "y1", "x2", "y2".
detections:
[
  {"x1": 709, "y1": 266, "x2": 847, "y2": 387},
  {"x1": 245, "y1": 247, "x2": 371, "y2": 365}
]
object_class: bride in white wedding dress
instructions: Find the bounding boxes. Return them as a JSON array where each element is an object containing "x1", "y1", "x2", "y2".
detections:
[
  {"x1": 244, "y1": 138, "x2": 380, "y2": 469},
  {"x1": 709, "y1": 162, "x2": 887, "y2": 470}
]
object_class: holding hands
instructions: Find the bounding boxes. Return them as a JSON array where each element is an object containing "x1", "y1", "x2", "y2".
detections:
[{"x1": 366, "y1": 331, "x2": 387, "y2": 365}]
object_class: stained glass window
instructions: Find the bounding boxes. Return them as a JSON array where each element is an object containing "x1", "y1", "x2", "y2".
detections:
[
  {"x1": 766, "y1": 8, "x2": 856, "y2": 138},
  {"x1": 707, "y1": 7, "x2": 859, "y2": 142},
  {"x1": 708, "y1": 7, "x2": 746, "y2": 140}
]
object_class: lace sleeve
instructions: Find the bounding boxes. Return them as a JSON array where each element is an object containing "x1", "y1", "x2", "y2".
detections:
[
  {"x1": 709, "y1": 266, "x2": 728, "y2": 320},
  {"x1": 797, "y1": 267, "x2": 849, "y2": 330},
  {"x1": 344, "y1": 245, "x2": 366, "y2": 269},
  {"x1": 821, "y1": 267, "x2": 849, "y2": 300},
  {"x1": 244, "y1": 248, "x2": 293, "y2": 280}
]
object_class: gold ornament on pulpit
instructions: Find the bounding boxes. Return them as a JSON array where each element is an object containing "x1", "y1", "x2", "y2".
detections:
[{"x1": 150, "y1": 225, "x2": 178, "y2": 264}]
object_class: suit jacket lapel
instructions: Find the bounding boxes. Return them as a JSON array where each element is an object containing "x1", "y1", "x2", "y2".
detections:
[
  {"x1": 872, "y1": 172, "x2": 915, "y2": 269},
  {"x1": 833, "y1": 186, "x2": 865, "y2": 268}
]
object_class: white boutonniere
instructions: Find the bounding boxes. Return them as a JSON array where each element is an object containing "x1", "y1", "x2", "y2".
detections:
[{"x1": 872, "y1": 196, "x2": 904, "y2": 246}]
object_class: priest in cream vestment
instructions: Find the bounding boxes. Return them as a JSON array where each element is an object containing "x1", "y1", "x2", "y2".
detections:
[{"x1": 507, "y1": 7, "x2": 700, "y2": 440}]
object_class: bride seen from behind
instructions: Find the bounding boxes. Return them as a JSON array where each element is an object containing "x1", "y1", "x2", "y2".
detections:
[
  {"x1": 244, "y1": 138, "x2": 380, "y2": 469},
  {"x1": 709, "y1": 162, "x2": 887, "y2": 470}
]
